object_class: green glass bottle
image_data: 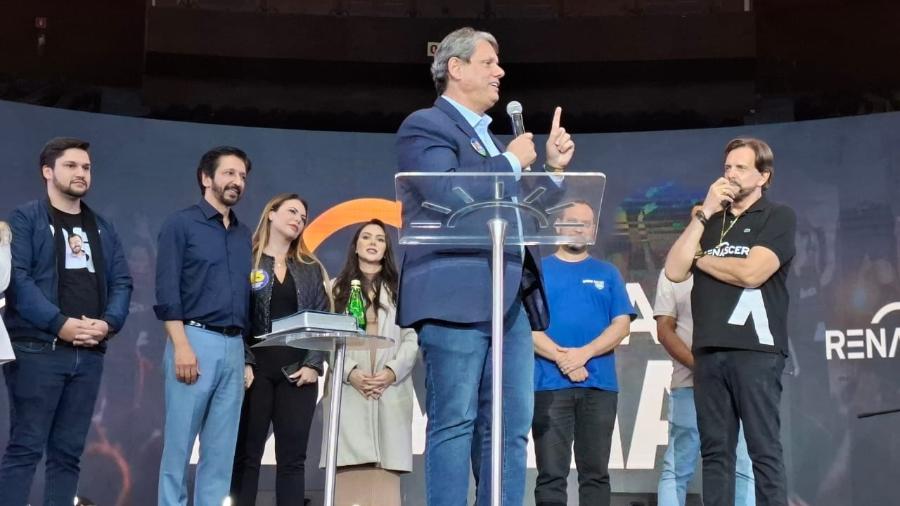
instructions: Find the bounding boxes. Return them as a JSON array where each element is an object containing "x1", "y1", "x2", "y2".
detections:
[{"x1": 347, "y1": 279, "x2": 367, "y2": 331}]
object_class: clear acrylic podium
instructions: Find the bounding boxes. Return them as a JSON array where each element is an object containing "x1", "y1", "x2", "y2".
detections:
[
  {"x1": 395, "y1": 171, "x2": 606, "y2": 506},
  {"x1": 252, "y1": 311, "x2": 394, "y2": 506}
]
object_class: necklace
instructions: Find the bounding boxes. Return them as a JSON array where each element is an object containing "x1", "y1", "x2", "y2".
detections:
[
  {"x1": 265, "y1": 251, "x2": 287, "y2": 268},
  {"x1": 717, "y1": 212, "x2": 741, "y2": 248}
]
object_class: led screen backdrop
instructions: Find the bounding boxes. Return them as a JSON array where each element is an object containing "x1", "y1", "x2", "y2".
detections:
[{"x1": 1, "y1": 100, "x2": 898, "y2": 505}]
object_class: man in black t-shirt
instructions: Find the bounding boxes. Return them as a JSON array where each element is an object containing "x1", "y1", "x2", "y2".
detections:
[
  {"x1": 1, "y1": 137, "x2": 132, "y2": 506},
  {"x1": 664, "y1": 138, "x2": 796, "y2": 506}
]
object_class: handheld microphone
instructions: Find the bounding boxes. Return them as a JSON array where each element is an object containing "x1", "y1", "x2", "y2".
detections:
[
  {"x1": 506, "y1": 100, "x2": 525, "y2": 136},
  {"x1": 722, "y1": 180, "x2": 739, "y2": 211},
  {"x1": 506, "y1": 100, "x2": 531, "y2": 171}
]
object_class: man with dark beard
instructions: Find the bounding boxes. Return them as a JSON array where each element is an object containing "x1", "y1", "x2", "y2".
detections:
[
  {"x1": 664, "y1": 138, "x2": 796, "y2": 506},
  {"x1": 0, "y1": 137, "x2": 133, "y2": 505},
  {"x1": 531, "y1": 201, "x2": 635, "y2": 506},
  {"x1": 154, "y1": 146, "x2": 253, "y2": 506}
]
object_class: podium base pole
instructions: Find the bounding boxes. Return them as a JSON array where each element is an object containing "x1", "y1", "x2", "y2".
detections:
[
  {"x1": 323, "y1": 341, "x2": 347, "y2": 506},
  {"x1": 488, "y1": 218, "x2": 508, "y2": 506},
  {"x1": 858, "y1": 407, "x2": 900, "y2": 419}
]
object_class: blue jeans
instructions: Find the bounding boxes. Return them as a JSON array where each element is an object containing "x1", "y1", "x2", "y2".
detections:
[
  {"x1": 419, "y1": 305, "x2": 533, "y2": 506},
  {"x1": 0, "y1": 341, "x2": 105, "y2": 506},
  {"x1": 657, "y1": 387, "x2": 755, "y2": 506},
  {"x1": 158, "y1": 326, "x2": 245, "y2": 506}
]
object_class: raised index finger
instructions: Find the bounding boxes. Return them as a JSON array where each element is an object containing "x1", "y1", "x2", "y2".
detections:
[{"x1": 551, "y1": 106, "x2": 562, "y2": 131}]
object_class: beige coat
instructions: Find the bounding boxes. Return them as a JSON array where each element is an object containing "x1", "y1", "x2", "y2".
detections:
[{"x1": 320, "y1": 287, "x2": 419, "y2": 472}]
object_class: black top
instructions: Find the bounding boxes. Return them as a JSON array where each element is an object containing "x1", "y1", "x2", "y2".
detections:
[
  {"x1": 270, "y1": 269, "x2": 299, "y2": 320},
  {"x1": 691, "y1": 196, "x2": 797, "y2": 355},
  {"x1": 250, "y1": 258, "x2": 326, "y2": 375},
  {"x1": 255, "y1": 269, "x2": 307, "y2": 374},
  {"x1": 53, "y1": 208, "x2": 101, "y2": 320}
]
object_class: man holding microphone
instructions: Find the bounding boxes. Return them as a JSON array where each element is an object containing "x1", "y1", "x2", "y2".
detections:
[
  {"x1": 395, "y1": 26, "x2": 574, "y2": 506},
  {"x1": 664, "y1": 138, "x2": 796, "y2": 506}
]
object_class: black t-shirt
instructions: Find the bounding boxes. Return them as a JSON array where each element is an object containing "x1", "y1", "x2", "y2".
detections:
[
  {"x1": 691, "y1": 196, "x2": 797, "y2": 354},
  {"x1": 53, "y1": 208, "x2": 102, "y2": 320}
]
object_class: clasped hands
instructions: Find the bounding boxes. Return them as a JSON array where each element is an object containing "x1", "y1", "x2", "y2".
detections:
[
  {"x1": 554, "y1": 346, "x2": 591, "y2": 383},
  {"x1": 58, "y1": 315, "x2": 109, "y2": 347},
  {"x1": 348, "y1": 367, "x2": 397, "y2": 400}
]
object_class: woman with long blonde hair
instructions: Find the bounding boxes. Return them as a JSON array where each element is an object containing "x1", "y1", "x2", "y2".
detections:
[{"x1": 231, "y1": 193, "x2": 331, "y2": 506}]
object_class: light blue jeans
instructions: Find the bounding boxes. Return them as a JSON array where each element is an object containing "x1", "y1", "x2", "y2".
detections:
[
  {"x1": 657, "y1": 387, "x2": 755, "y2": 506},
  {"x1": 158, "y1": 326, "x2": 245, "y2": 506}
]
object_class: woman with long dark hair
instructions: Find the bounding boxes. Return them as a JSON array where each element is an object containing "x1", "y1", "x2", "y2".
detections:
[
  {"x1": 231, "y1": 193, "x2": 331, "y2": 506},
  {"x1": 321, "y1": 219, "x2": 418, "y2": 506}
]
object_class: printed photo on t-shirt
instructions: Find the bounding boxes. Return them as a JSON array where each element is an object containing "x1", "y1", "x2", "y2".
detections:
[{"x1": 63, "y1": 227, "x2": 95, "y2": 273}]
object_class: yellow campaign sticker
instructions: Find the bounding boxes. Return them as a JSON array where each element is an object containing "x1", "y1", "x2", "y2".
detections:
[{"x1": 250, "y1": 269, "x2": 270, "y2": 291}]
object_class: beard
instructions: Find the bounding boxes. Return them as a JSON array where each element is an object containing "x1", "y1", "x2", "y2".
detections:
[
  {"x1": 561, "y1": 242, "x2": 589, "y2": 255},
  {"x1": 212, "y1": 180, "x2": 242, "y2": 206},
  {"x1": 53, "y1": 175, "x2": 88, "y2": 198},
  {"x1": 725, "y1": 177, "x2": 755, "y2": 205},
  {"x1": 731, "y1": 184, "x2": 755, "y2": 204}
]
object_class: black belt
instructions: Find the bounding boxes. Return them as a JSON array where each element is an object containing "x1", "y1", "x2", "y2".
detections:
[
  {"x1": 12, "y1": 336, "x2": 106, "y2": 352},
  {"x1": 184, "y1": 320, "x2": 243, "y2": 337},
  {"x1": 14, "y1": 336, "x2": 74, "y2": 348}
]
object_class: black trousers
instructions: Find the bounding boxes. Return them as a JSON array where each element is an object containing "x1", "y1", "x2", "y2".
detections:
[
  {"x1": 230, "y1": 349, "x2": 317, "y2": 506},
  {"x1": 531, "y1": 387, "x2": 618, "y2": 506},
  {"x1": 695, "y1": 348, "x2": 787, "y2": 506}
]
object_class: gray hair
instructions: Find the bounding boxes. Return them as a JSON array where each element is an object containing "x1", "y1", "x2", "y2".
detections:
[{"x1": 430, "y1": 27, "x2": 499, "y2": 94}]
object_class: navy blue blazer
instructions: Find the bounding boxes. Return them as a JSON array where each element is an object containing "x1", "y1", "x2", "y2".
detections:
[{"x1": 395, "y1": 97, "x2": 550, "y2": 330}]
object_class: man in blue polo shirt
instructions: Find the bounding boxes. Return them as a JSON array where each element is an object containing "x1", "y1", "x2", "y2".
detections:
[
  {"x1": 154, "y1": 146, "x2": 253, "y2": 506},
  {"x1": 531, "y1": 201, "x2": 635, "y2": 506}
]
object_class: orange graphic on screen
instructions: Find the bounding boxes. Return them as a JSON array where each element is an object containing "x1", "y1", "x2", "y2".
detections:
[{"x1": 305, "y1": 198, "x2": 401, "y2": 252}]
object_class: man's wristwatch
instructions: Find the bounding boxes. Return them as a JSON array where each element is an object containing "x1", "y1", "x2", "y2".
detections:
[
  {"x1": 543, "y1": 162, "x2": 564, "y2": 173},
  {"x1": 694, "y1": 209, "x2": 709, "y2": 226},
  {"x1": 692, "y1": 247, "x2": 706, "y2": 269}
]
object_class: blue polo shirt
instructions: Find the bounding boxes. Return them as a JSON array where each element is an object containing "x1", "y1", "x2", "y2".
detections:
[
  {"x1": 535, "y1": 255, "x2": 636, "y2": 392},
  {"x1": 154, "y1": 199, "x2": 252, "y2": 330}
]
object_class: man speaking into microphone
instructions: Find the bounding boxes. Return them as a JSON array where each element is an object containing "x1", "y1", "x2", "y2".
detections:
[
  {"x1": 664, "y1": 138, "x2": 796, "y2": 506},
  {"x1": 396, "y1": 27, "x2": 574, "y2": 506}
]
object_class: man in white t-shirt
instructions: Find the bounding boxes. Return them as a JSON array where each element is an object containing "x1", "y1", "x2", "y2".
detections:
[{"x1": 654, "y1": 206, "x2": 755, "y2": 506}]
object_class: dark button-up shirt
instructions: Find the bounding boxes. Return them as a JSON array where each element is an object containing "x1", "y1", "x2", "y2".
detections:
[{"x1": 154, "y1": 199, "x2": 252, "y2": 330}]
